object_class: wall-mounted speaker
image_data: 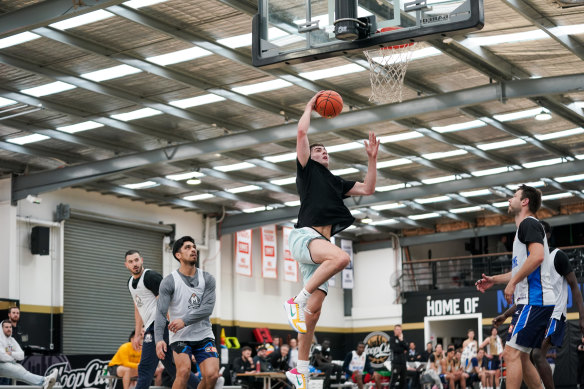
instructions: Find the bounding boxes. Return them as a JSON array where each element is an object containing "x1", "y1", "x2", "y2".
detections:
[{"x1": 31, "y1": 226, "x2": 50, "y2": 255}]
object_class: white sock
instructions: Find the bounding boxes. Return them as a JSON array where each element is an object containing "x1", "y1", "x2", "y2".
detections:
[
  {"x1": 297, "y1": 360, "x2": 309, "y2": 375},
  {"x1": 294, "y1": 288, "x2": 311, "y2": 305}
]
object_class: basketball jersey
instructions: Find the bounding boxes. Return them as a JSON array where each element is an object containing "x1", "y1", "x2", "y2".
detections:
[
  {"x1": 348, "y1": 351, "x2": 367, "y2": 372},
  {"x1": 168, "y1": 269, "x2": 215, "y2": 344},
  {"x1": 128, "y1": 269, "x2": 158, "y2": 328},
  {"x1": 550, "y1": 248, "x2": 568, "y2": 320},
  {"x1": 511, "y1": 216, "x2": 554, "y2": 306}
]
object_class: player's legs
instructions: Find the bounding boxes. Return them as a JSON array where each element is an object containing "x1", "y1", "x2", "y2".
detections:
[
  {"x1": 298, "y1": 290, "x2": 326, "y2": 360},
  {"x1": 503, "y1": 346, "x2": 526, "y2": 389},
  {"x1": 520, "y1": 351, "x2": 542, "y2": 389},
  {"x1": 0, "y1": 361, "x2": 45, "y2": 386},
  {"x1": 531, "y1": 336, "x2": 553, "y2": 389},
  {"x1": 198, "y1": 357, "x2": 220, "y2": 389},
  {"x1": 172, "y1": 351, "x2": 192, "y2": 389},
  {"x1": 302, "y1": 239, "x2": 350, "y2": 293},
  {"x1": 136, "y1": 326, "x2": 159, "y2": 389},
  {"x1": 353, "y1": 372, "x2": 364, "y2": 389}
]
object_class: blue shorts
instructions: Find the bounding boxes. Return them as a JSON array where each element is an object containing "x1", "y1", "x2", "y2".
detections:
[
  {"x1": 170, "y1": 338, "x2": 218, "y2": 364},
  {"x1": 545, "y1": 316, "x2": 566, "y2": 347},
  {"x1": 507, "y1": 304, "x2": 554, "y2": 352},
  {"x1": 289, "y1": 227, "x2": 330, "y2": 294}
]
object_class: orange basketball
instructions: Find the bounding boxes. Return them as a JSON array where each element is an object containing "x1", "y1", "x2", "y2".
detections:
[{"x1": 315, "y1": 91, "x2": 343, "y2": 119}]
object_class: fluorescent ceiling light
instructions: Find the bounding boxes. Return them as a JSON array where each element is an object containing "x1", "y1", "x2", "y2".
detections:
[
  {"x1": 186, "y1": 179, "x2": 201, "y2": 185},
  {"x1": 0, "y1": 97, "x2": 17, "y2": 107},
  {"x1": 285, "y1": 200, "x2": 301, "y2": 207},
  {"x1": 330, "y1": 167, "x2": 359, "y2": 175},
  {"x1": 492, "y1": 201, "x2": 509, "y2": 208},
  {"x1": 477, "y1": 139, "x2": 526, "y2": 150},
  {"x1": 57, "y1": 121, "x2": 103, "y2": 134},
  {"x1": 542, "y1": 192, "x2": 573, "y2": 201},
  {"x1": 459, "y1": 189, "x2": 491, "y2": 197},
  {"x1": 227, "y1": 185, "x2": 261, "y2": 193},
  {"x1": 415, "y1": 195, "x2": 450, "y2": 204},
  {"x1": 50, "y1": 10, "x2": 113, "y2": 30},
  {"x1": 535, "y1": 110, "x2": 552, "y2": 121},
  {"x1": 371, "y1": 203, "x2": 405, "y2": 210},
  {"x1": 432, "y1": 120, "x2": 486, "y2": 133},
  {"x1": 214, "y1": 162, "x2": 255, "y2": 172},
  {"x1": 409, "y1": 212, "x2": 441, "y2": 220},
  {"x1": 217, "y1": 27, "x2": 294, "y2": 48},
  {"x1": 378, "y1": 158, "x2": 412, "y2": 168},
  {"x1": 231, "y1": 79, "x2": 292, "y2": 95},
  {"x1": 578, "y1": 154, "x2": 584, "y2": 160},
  {"x1": 299, "y1": 64, "x2": 365, "y2": 81},
  {"x1": 270, "y1": 177, "x2": 296, "y2": 186},
  {"x1": 7, "y1": 134, "x2": 50, "y2": 145},
  {"x1": 422, "y1": 149, "x2": 467, "y2": 160},
  {"x1": 169, "y1": 94, "x2": 226, "y2": 108},
  {"x1": 555, "y1": 173, "x2": 584, "y2": 183},
  {"x1": 369, "y1": 219, "x2": 398, "y2": 225},
  {"x1": 122, "y1": 181, "x2": 158, "y2": 189},
  {"x1": 242, "y1": 206, "x2": 274, "y2": 213},
  {"x1": 471, "y1": 167, "x2": 511, "y2": 177},
  {"x1": 345, "y1": 225, "x2": 357, "y2": 230},
  {"x1": 376, "y1": 183, "x2": 408, "y2": 192},
  {"x1": 166, "y1": 171, "x2": 205, "y2": 181},
  {"x1": 264, "y1": 152, "x2": 296, "y2": 163},
  {"x1": 535, "y1": 127, "x2": 584, "y2": 140},
  {"x1": 350, "y1": 209, "x2": 362, "y2": 215},
  {"x1": 493, "y1": 108, "x2": 542, "y2": 122},
  {"x1": 361, "y1": 218, "x2": 372, "y2": 224},
  {"x1": 124, "y1": 0, "x2": 168, "y2": 8},
  {"x1": 0, "y1": 32, "x2": 40, "y2": 49},
  {"x1": 21, "y1": 81, "x2": 76, "y2": 97},
  {"x1": 523, "y1": 158, "x2": 563, "y2": 169},
  {"x1": 464, "y1": 29, "x2": 548, "y2": 47},
  {"x1": 422, "y1": 175, "x2": 456, "y2": 184},
  {"x1": 147, "y1": 47, "x2": 212, "y2": 66},
  {"x1": 506, "y1": 181, "x2": 545, "y2": 190},
  {"x1": 327, "y1": 142, "x2": 363, "y2": 153},
  {"x1": 450, "y1": 206, "x2": 483, "y2": 213},
  {"x1": 270, "y1": 34, "x2": 305, "y2": 47},
  {"x1": 111, "y1": 108, "x2": 162, "y2": 121},
  {"x1": 81, "y1": 65, "x2": 141, "y2": 81},
  {"x1": 550, "y1": 23, "x2": 584, "y2": 36},
  {"x1": 183, "y1": 193, "x2": 214, "y2": 201},
  {"x1": 379, "y1": 131, "x2": 423, "y2": 143}
]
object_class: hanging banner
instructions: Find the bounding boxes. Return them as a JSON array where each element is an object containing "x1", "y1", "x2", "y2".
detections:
[
  {"x1": 235, "y1": 229, "x2": 252, "y2": 276},
  {"x1": 341, "y1": 239, "x2": 354, "y2": 289},
  {"x1": 282, "y1": 226, "x2": 298, "y2": 282},
  {"x1": 329, "y1": 236, "x2": 336, "y2": 287},
  {"x1": 261, "y1": 225, "x2": 278, "y2": 278}
]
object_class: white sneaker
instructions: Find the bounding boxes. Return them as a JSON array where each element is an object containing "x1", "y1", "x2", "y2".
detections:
[
  {"x1": 284, "y1": 298, "x2": 307, "y2": 333},
  {"x1": 286, "y1": 368, "x2": 307, "y2": 389},
  {"x1": 43, "y1": 369, "x2": 59, "y2": 389}
]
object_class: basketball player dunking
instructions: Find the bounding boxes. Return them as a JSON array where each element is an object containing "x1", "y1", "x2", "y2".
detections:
[{"x1": 284, "y1": 92, "x2": 380, "y2": 389}]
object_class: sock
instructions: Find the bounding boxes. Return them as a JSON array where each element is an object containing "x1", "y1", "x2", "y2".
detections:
[
  {"x1": 294, "y1": 288, "x2": 311, "y2": 305},
  {"x1": 297, "y1": 360, "x2": 309, "y2": 375}
]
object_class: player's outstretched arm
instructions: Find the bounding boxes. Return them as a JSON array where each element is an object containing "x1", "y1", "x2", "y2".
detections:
[
  {"x1": 566, "y1": 271, "x2": 584, "y2": 335},
  {"x1": 347, "y1": 131, "x2": 380, "y2": 196},
  {"x1": 154, "y1": 275, "x2": 174, "y2": 351},
  {"x1": 133, "y1": 303, "x2": 144, "y2": 350},
  {"x1": 491, "y1": 304, "x2": 516, "y2": 328},
  {"x1": 475, "y1": 271, "x2": 512, "y2": 292},
  {"x1": 297, "y1": 92, "x2": 322, "y2": 168}
]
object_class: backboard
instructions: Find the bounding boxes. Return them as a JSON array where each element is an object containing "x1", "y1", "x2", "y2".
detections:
[{"x1": 252, "y1": 0, "x2": 484, "y2": 67}]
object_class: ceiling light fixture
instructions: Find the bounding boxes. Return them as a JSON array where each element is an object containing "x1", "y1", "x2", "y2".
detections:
[{"x1": 535, "y1": 109, "x2": 552, "y2": 121}]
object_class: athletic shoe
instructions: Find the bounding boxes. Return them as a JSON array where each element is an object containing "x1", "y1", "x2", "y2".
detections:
[
  {"x1": 284, "y1": 297, "x2": 306, "y2": 333},
  {"x1": 286, "y1": 368, "x2": 307, "y2": 389},
  {"x1": 43, "y1": 369, "x2": 59, "y2": 389}
]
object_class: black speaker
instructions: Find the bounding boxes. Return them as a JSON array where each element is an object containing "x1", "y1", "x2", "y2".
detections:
[{"x1": 31, "y1": 226, "x2": 50, "y2": 255}]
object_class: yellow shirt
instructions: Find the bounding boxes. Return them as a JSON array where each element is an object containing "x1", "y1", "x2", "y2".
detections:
[{"x1": 108, "y1": 342, "x2": 141, "y2": 369}]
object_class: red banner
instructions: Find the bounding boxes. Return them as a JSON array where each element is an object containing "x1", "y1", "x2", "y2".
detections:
[
  {"x1": 235, "y1": 229, "x2": 252, "y2": 276},
  {"x1": 282, "y1": 226, "x2": 298, "y2": 282},
  {"x1": 261, "y1": 225, "x2": 277, "y2": 278}
]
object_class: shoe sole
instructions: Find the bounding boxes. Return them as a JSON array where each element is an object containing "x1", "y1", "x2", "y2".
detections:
[
  {"x1": 286, "y1": 371, "x2": 306, "y2": 389},
  {"x1": 283, "y1": 301, "x2": 307, "y2": 334}
]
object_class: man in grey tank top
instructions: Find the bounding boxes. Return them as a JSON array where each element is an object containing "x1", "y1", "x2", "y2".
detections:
[{"x1": 155, "y1": 236, "x2": 220, "y2": 389}]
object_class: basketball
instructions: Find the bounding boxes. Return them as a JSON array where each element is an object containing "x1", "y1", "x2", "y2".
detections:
[{"x1": 315, "y1": 90, "x2": 343, "y2": 119}]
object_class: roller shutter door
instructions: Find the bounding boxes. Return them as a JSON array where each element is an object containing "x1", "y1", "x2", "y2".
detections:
[{"x1": 63, "y1": 217, "x2": 164, "y2": 354}]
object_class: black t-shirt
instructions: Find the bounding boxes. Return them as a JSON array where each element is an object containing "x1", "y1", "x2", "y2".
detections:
[
  {"x1": 295, "y1": 158, "x2": 356, "y2": 236},
  {"x1": 552, "y1": 248, "x2": 572, "y2": 276},
  {"x1": 517, "y1": 217, "x2": 545, "y2": 246},
  {"x1": 129, "y1": 270, "x2": 163, "y2": 296}
]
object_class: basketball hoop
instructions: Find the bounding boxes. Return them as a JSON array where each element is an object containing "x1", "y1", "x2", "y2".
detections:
[{"x1": 363, "y1": 27, "x2": 418, "y2": 104}]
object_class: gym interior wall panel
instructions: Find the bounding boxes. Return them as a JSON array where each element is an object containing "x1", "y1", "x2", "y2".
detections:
[{"x1": 63, "y1": 217, "x2": 163, "y2": 355}]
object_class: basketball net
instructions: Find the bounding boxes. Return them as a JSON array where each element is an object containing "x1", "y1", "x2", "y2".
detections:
[{"x1": 364, "y1": 41, "x2": 417, "y2": 104}]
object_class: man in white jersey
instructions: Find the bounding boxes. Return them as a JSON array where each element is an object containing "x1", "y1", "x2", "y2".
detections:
[
  {"x1": 155, "y1": 236, "x2": 219, "y2": 389},
  {"x1": 476, "y1": 184, "x2": 554, "y2": 389},
  {"x1": 284, "y1": 92, "x2": 380, "y2": 389},
  {"x1": 492, "y1": 220, "x2": 584, "y2": 389},
  {"x1": 125, "y1": 250, "x2": 200, "y2": 389}
]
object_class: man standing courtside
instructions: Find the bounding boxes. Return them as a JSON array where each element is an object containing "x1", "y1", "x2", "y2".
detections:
[
  {"x1": 476, "y1": 184, "x2": 555, "y2": 389},
  {"x1": 284, "y1": 91, "x2": 380, "y2": 389},
  {"x1": 125, "y1": 250, "x2": 200, "y2": 389},
  {"x1": 155, "y1": 236, "x2": 220, "y2": 389}
]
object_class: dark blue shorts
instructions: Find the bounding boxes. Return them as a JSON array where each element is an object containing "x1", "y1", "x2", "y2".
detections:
[
  {"x1": 507, "y1": 304, "x2": 554, "y2": 351},
  {"x1": 170, "y1": 338, "x2": 218, "y2": 364},
  {"x1": 545, "y1": 316, "x2": 566, "y2": 347}
]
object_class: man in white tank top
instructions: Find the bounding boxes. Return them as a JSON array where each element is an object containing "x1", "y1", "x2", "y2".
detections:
[
  {"x1": 125, "y1": 250, "x2": 200, "y2": 389},
  {"x1": 475, "y1": 185, "x2": 554, "y2": 389},
  {"x1": 155, "y1": 236, "x2": 219, "y2": 389}
]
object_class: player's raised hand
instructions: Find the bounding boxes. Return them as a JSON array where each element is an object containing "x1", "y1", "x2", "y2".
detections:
[{"x1": 364, "y1": 131, "x2": 380, "y2": 159}]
